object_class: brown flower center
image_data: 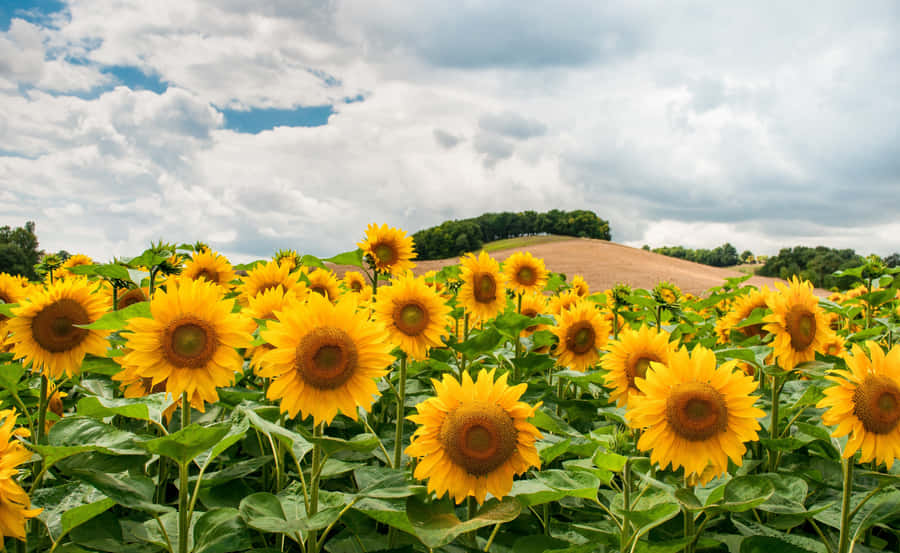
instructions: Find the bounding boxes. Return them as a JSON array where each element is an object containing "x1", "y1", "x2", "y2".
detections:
[
  {"x1": 311, "y1": 285, "x2": 330, "y2": 299},
  {"x1": 117, "y1": 288, "x2": 148, "y2": 310},
  {"x1": 373, "y1": 243, "x2": 398, "y2": 265},
  {"x1": 440, "y1": 402, "x2": 518, "y2": 476},
  {"x1": 473, "y1": 272, "x2": 497, "y2": 303},
  {"x1": 31, "y1": 299, "x2": 91, "y2": 353},
  {"x1": 565, "y1": 321, "x2": 596, "y2": 354},
  {"x1": 516, "y1": 266, "x2": 537, "y2": 286},
  {"x1": 521, "y1": 308, "x2": 539, "y2": 333},
  {"x1": 853, "y1": 376, "x2": 900, "y2": 434},
  {"x1": 350, "y1": 280, "x2": 363, "y2": 292},
  {"x1": 295, "y1": 326, "x2": 358, "y2": 390},
  {"x1": 626, "y1": 355, "x2": 659, "y2": 388},
  {"x1": 196, "y1": 268, "x2": 219, "y2": 284},
  {"x1": 393, "y1": 301, "x2": 429, "y2": 336},
  {"x1": 785, "y1": 306, "x2": 816, "y2": 351},
  {"x1": 666, "y1": 382, "x2": 729, "y2": 441},
  {"x1": 163, "y1": 317, "x2": 217, "y2": 368}
]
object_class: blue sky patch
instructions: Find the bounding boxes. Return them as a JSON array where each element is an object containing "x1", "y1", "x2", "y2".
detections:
[
  {"x1": 222, "y1": 105, "x2": 334, "y2": 133},
  {"x1": 101, "y1": 65, "x2": 169, "y2": 94},
  {"x1": 0, "y1": 0, "x2": 65, "y2": 31}
]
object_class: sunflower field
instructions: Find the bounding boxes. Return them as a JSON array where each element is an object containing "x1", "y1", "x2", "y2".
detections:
[{"x1": 0, "y1": 225, "x2": 899, "y2": 553}]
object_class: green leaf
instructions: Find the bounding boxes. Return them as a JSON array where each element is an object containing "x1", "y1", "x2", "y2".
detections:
[
  {"x1": 143, "y1": 422, "x2": 232, "y2": 465},
  {"x1": 322, "y1": 248, "x2": 364, "y2": 267},
  {"x1": 77, "y1": 301, "x2": 152, "y2": 330},
  {"x1": 405, "y1": 496, "x2": 521, "y2": 548},
  {"x1": 68, "y1": 263, "x2": 133, "y2": 282},
  {"x1": 0, "y1": 362, "x2": 26, "y2": 392},
  {"x1": 0, "y1": 303, "x2": 18, "y2": 318},
  {"x1": 733, "y1": 520, "x2": 827, "y2": 553},
  {"x1": 70, "y1": 469, "x2": 172, "y2": 514},
  {"x1": 299, "y1": 254, "x2": 326, "y2": 270},
  {"x1": 308, "y1": 432, "x2": 379, "y2": 456},
  {"x1": 77, "y1": 393, "x2": 174, "y2": 425},
  {"x1": 37, "y1": 416, "x2": 148, "y2": 468},
  {"x1": 353, "y1": 497, "x2": 416, "y2": 535},
  {"x1": 593, "y1": 451, "x2": 628, "y2": 473},
  {"x1": 33, "y1": 482, "x2": 117, "y2": 541},
  {"x1": 452, "y1": 327, "x2": 505, "y2": 356},
  {"x1": 721, "y1": 476, "x2": 775, "y2": 512},
  {"x1": 79, "y1": 355, "x2": 126, "y2": 376},
  {"x1": 354, "y1": 467, "x2": 423, "y2": 499},
  {"x1": 529, "y1": 408, "x2": 581, "y2": 437},
  {"x1": 538, "y1": 438, "x2": 573, "y2": 464},
  {"x1": 193, "y1": 508, "x2": 253, "y2": 553},
  {"x1": 194, "y1": 415, "x2": 250, "y2": 468},
  {"x1": 235, "y1": 405, "x2": 314, "y2": 464},
  {"x1": 493, "y1": 310, "x2": 554, "y2": 340},
  {"x1": 239, "y1": 492, "x2": 305, "y2": 536},
  {"x1": 739, "y1": 536, "x2": 811, "y2": 553},
  {"x1": 510, "y1": 470, "x2": 600, "y2": 507}
]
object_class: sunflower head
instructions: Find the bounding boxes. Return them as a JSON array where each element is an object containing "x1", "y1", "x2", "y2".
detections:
[
  {"x1": 763, "y1": 276, "x2": 835, "y2": 369},
  {"x1": 714, "y1": 287, "x2": 771, "y2": 344},
  {"x1": 628, "y1": 345, "x2": 765, "y2": 484},
  {"x1": 548, "y1": 289, "x2": 581, "y2": 316},
  {"x1": 238, "y1": 260, "x2": 301, "y2": 302},
  {"x1": 818, "y1": 341, "x2": 900, "y2": 468},
  {"x1": 273, "y1": 249, "x2": 302, "y2": 272},
  {"x1": 653, "y1": 281, "x2": 681, "y2": 305},
  {"x1": 519, "y1": 293, "x2": 550, "y2": 337},
  {"x1": 181, "y1": 250, "x2": 236, "y2": 288},
  {"x1": 357, "y1": 223, "x2": 417, "y2": 275},
  {"x1": 0, "y1": 409, "x2": 42, "y2": 540},
  {"x1": 552, "y1": 299, "x2": 611, "y2": 372},
  {"x1": 570, "y1": 275, "x2": 590, "y2": 297},
  {"x1": 503, "y1": 252, "x2": 548, "y2": 294},
  {"x1": 342, "y1": 271, "x2": 368, "y2": 293},
  {"x1": 306, "y1": 269, "x2": 342, "y2": 302},
  {"x1": 458, "y1": 251, "x2": 507, "y2": 324},
  {"x1": 602, "y1": 325, "x2": 677, "y2": 407},
  {"x1": 373, "y1": 272, "x2": 452, "y2": 360},
  {"x1": 113, "y1": 286, "x2": 150, "y2": 311},
  {"x1": 406, "y1": 369, "x2": 542, "y2": 504},
  {"x1": 0, "y1": 273, "x2": 28, "y2": 332},
  {"x1": 59, "y1": 254, "x2": 94, "y2": 279}
]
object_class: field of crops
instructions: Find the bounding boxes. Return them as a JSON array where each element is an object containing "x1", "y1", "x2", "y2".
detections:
[{"x1": 0, "y1": 223, "x2": 898, "y2": 553}]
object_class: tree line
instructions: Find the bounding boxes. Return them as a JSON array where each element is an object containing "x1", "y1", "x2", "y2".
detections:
[
  {"x1": 756, "y1": 246, "x2": 866, "y2": 289},
  {"x1": 412, "y1": 209, "x2": 611, "y2": 260},
  {"x1": 642, "y1": 243, "x2": 745, "y2": 267}
]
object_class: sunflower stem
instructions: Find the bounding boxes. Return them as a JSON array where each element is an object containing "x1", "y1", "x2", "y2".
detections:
[
  {"x1": 543, "y1": 503, "x2": 551, "y2": 535},
  {"x1": 178, "y1": 391, "x2": 191, "y2": 553},
  {"x1": 466, "y1": 497, "x2": 477, "y2": 546},
  {"x1": 484, "y1": 522, "x2": 501, "y2": 551},
  {"x1": 149, "y1": 267, "x2": 158, "y2": 298},
  {"x1": 393, "y1": 356, "x2": 407, "y2": 469},
  {"x1": 459, "y1": 313, "x2": 470, "y2": 381},
  {"x1": 612, "y1": 307, "x2": 619, "y2": 340},
  {"x1": 838, "y1": 458, "x2": 854, "y2": 553},
  {"x1": 309, "y1": 423, "x2": 323, "y2": 553},
  {"x1": 112, "y1": 286, "x2": 119, "y2": 311},
  {"x1": 683, "y1": 478, "x2": 695, "y2": 553},
  {"x1": 371, "y1": 269, "x2": 379, "y2": 298},
  {"x1": 36, "y1": 374, "x2": 49, "y2": 445},
  {"x1": 620, "y1": 458, "x2": 631, "y2": 549},
  {"x1": 768, "y1": 375, "x2": 781, "y2": 473},
  {"x1": 514, "y1": 294, "x2": 522, "y2": 381}
]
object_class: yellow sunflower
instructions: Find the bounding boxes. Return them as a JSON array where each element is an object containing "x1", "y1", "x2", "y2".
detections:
[
  {"x1": 0, "y1": 273, "x2": 28, "y2": 341},
  {"x1": 602, "y1": 325, "x2": 677, "y2": 408},
  {"x1": 306, "y1": 269, "x2": 342, "y2": 302},
  {"x1": 237, "y1": 260, "x2": 302, "y2": 302},
  {"x1": 113, "y1": 358, "x2": 205, "y2": 419},
  {"x1": 357, "y1": 223, "x2": 417, "y2": 275},
  {"x1": 243, "y1": 287, "x2": 305, "y2": 373},
  {"x1": 654, "y1": 281, "x2": 681, "y2": 305},
  {"x1": 552, "y1": 300, "x2": 611, "y2": 372},
  {"x1": 273, "y1": 249, "x2": 302, "y2": 272},
  {"x1": 117, "y1": 278, "x2": 253, "y2": 407},
  {"x1": 59, "y1": 254, "x2": 93, "y2": 279},
  {"x1": 548, "y1": 289, "x2": 580, "y2": 316},
  {"x1": 373, "y1": 273, "x2": 451, "y2": 360},
  {"x1": 628, "y1": 346, "x2": 765, "y2": 484},
  {"x1": 519, "y1": 293, "x2": 550, "y2": 338},
  {"x1": 503, "y1": 251, "x2": 548, "y2": 295},
  {"x1": 714, "y1": 288, "x2": 771, "y2": 343},
  {"x1": 406, "y1": 369, "x2": 542, "y2": 504},
  {"x1": 763, "y1": 276, "x2": 834, "y2": 369},
  {"x1": 6, "y1": 279, "x2": 108, "y2": 379},
  {"x1": 570, "y1": 275, "x2": 590, "y2": 297},
  {"x1": 342, "y1": 271, "x2": 368, "y2": 293},
  {"x1": 259, "y1": 293, "x2": 393, "y2": 425},
  {"x1": 0, "y1": 409, "x2": 41, "y2": 541},
  {"x1": 181, "y1": 249, "x2": 236, "y2": 288},
  {"x1": 817, "y1": 341, "x2": 900, "y2": 468},
  {"x1": 110, "y1": 286, "x2": 150, "y2": 311},
  {"x1": 458, "y1": 251, "x2": 507, "y2": 324}
]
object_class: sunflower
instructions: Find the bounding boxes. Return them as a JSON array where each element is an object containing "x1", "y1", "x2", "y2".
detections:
[
  {"x1": 358, "y1": 223, "x2": 417, "y2": 275},
  {"x1": 59, "y1": 254, "x2": 93, "y2": 279},
  {"x1": 113, "y1": 359, "x2": 205, "y2": 419},
  {"x1": 306, "y1": 269, "x2": 342, "y2": 302},
  {"x1": 714, "y1": 288, "x2": 771, "y2": 343},
  {"x1": 552, "y1": 300, "x2": 611, "y2": 372},
  {"x1": 243, "y1": 287, "x2": 305, "y2": 373},
  {"x1": 458, "y1": 251, "x2": 507, "y2": 324},
  {"x1": 405, "y1": 369, "x2": 542, "y2": 504},
  {"x1": 570, "y1": 275, "x2": 590, "y2": 297},
  {"x1": 763, "y1": 277, "x2": 834, "y2": 370},
  {"x1": 654, "y1": 281, "x2": 681, "y2": 305},
  {"x1": 817, "y1": 342, "x2": 900, "y2": 468},
  {"x1": 373, "y1": 273, "x2": 451, "y2": 360},
  {"x1": 259, "y1": 293, "x2": 393, "y2": 425},
  {"x1": 181, "y1": 249, "x2": 236, "y2": 288},
  {"x1": 602, "y1": 325, "x2": 677, "y2": 408},
  {"x1": 238, "y1": 260, "x2": 302, "y2": 302},
  {"x1": 548, "y1": 290, "x2": 580, "y2": 316},
  {"x1": 503, "y1": 252, "x2": 548, "y2": 295},
  {"x1": 111, "y1": 286, "x2": 150, "y2": 311},
  {"x1": 342, "y1": 271, "x2": 368, "y2": 293},
  {"x1": 628, "y1": 346, "x2": 765, "y2": 484},
  {"x1": 273, "y1": 249, "x2": 302, "y2": 272},
  {"x1": 0, "y1": 409, "x2": 41, "y2": 541},
  {"x1": 117, "y1": 278, "x2": 253, "y2": 407},
  {"x1": 519, "y1": 293, "x2": 550, "y2": 338},
  {"x1": 0, "y1": 273, "x2": 28, "y2": 340},
  {"x1": 6, "y1": 279, "x2": 108, "y2": 379}
]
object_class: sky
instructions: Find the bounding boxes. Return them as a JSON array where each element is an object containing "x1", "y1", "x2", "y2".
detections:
[{"x1": 1, "y1": 1, "x2": 899, "y2": 263}]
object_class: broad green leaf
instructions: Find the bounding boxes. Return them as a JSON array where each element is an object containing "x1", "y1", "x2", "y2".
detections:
[
  {"x1": 511, "y1": 470, "x2": 600, "y2": 507},
  {"x1": 538, "y1": 438, "x2": 573, "y2": 464},
  {"x1": 732, "y1": 520, "x2": 827, "y2": 553},
  {"x1": 70, "y1": 469, "x2": 172, "y2": 514},
  {"x1": 192, "y1": 456, "x2": 272, "y2": 488},
  {"x1": 77, "y1": 393, "x2": 174, "y2": 425},
  {"x1": 322, "y1": 248, "x2": 364, "y2": 267},
  {"x1": 406, "y1": 496, "x2": 521, "y2": 548},
  {"x1": 239, "y1": 492, "x2": 304, "y2": 536},
  {"x1": 353, "y1": 497, "x2": 416, "y2": 535},
  {"x1": 143, "y1": 422, "x2": 232, "y2": 465},
  {"x1": 308, "y1": 431, "x2": 379, "y2": 455},
  {"x1": 77, "y1": 301, "x2": 152, "y2": 330},
  {"x1": 721, "y1": 475, "x2": 775, "y2": 512},
  {"x1": 354, "y1": 467, "x2": 423, "y2": 499},
  {"x1": 38, "y1": 416, "x2": 148, "y2": 468},
  {"x1": 593, "y1": 451, "x2": 628, "y2": 473},
  {"x1": 0, "y1": 303, "x2": 18, "y2": 317},
  {"x1": 236, "y1": 405, "x2": 314, "y2": 464},
  {"x1": 193, "y1": 508, "x2": 253, "y2": 553},
  {"x1": 33, "y1": 482, "x2": 116, "y2": 541},
  {"x1": 493, "y1": 310, "x2": 554, "y2": 340},
  {"x1": 79, "y1": 355, "x2": 126, "y2": 376},
  {"x1": 452, "y1": 327, "x2": 505, "y2": 356},
  {"x1": 194, "y1": 415, "x2": 250, "y2": 468},
  {"x1": 0, "y1": 362, "x2": 26, "y2": 392},
  {"x1": 299, "y1": 254, "x2": 326, "y2": 270},
  {"x1": 68, "y1": 263, "x2": 133, "y2": 282},
  {"x1": 739, "y1": 536, "x2": 811, "y2": 553}
]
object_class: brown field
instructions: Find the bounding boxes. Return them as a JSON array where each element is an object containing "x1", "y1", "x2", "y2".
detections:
[{"x1": 331, "y1": 238, "x2": 830, "y2": 296}]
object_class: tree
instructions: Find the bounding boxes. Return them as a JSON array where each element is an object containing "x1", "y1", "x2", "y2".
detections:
[
  {"x1": 0, "y1": 221, "x2": 41, "y2": 280},
  {"x1": 740, "y1": 250, "x2": 754, "y2": 263},
  {"x1": 885, "y1": 253, "x2": 900, "y2": 268}
]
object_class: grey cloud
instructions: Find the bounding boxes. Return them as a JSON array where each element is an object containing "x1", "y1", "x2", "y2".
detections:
[
  {"x1": 473, "y1": 133, "x2": 515, "y2": 168},
  {"x1": 433, "y1": 129, "x2": 462, "y2": 149},
  {"x1": 478, "y1": 112, "x2": 547, "y2": 140}
]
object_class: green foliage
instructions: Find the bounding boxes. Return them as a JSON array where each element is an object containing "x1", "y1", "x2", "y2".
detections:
[
  {"x1": 0, "y1": 220, "x2": 41, "y2": 279},
  {"x1": 413, "y1": 209, "x2": 612, "y2": 259},
  {"x1": 757, "y1": 246, "x2": 864, "y2": 288},
  {"x1": 651, "y1": 242, "x2": 741, "y2": 267}
]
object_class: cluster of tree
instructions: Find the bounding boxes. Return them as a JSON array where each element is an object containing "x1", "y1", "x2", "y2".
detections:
[
  {"x1": 885, "y1": 253, "x2": 900, "y2": 268},
  {"x1": 642, "y1": 243, "x2": 744, "y2": 267},
  {"x1": 413, "y1": 209, "x2": 611, "y2": 260},
  {"x1": 757, "y1": 246, "x2": 864, "y2": 289},
  {"x1": 0, "y1": 221, "x2": 41, "y2": 280}
]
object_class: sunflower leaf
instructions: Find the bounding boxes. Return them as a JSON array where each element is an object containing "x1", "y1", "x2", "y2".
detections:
[
  {"x1": 323, "y1": 248, "x2": 364, "y2": 267},
  {"x1": 405, "y1": 496, "x2": 521, "y2": 548},
  {"x1": 0, "y1": 302, "x2": 18, "y2": 317},
  {"x1": 143, "y1": 422, "x2": 232, "y2": 465},
  {"x1": 76, "y1": 301, "x2": 152, "y2": 330}
]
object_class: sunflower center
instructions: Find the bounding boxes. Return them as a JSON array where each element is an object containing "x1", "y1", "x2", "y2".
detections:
[
  {"x1": 163, "y1": 318, "x2": 217, "y2": 368},
  {"x1": 516, "y1": 267, "x2": 536, "y2": 286},
  {"x1": 785, "y1": 306, "x2": 816, "y2": 351},
  {"x1": 742, "y1": 322, "x2": 766, "y2": 338},
  {"x1": 665, "y1": 382, "x2": 729, "y2": 441},
  {"x1": 393, "y1": 301, "x2": 429, "y2": 336},
  {"x1": 473, "y1": 273, "x2": 497, "y2": 303},
  {"x1": 853, "y1": 376, "x2": 900, "y2": 434},
  {"x1": 117, "y1": 288, "x2": 148, "y2": 310},
  {"x1": 350, "y1": 281, "x2": 363, "y2": 292},
  {"x1": 196, "y1": 269, "x2": 219, "y2": 283},
  {"x1": 258, "y1": 283, "x2": 281, "y2": 295},
  {"x1": 566, "y1": 321, "x2": 596, "y2": 355},
  {"x1": 311, "y1": 286, "x2": 330, "y2": 299},
  {"x1": 522, "y1": 308, "x2": 539, "y2": 332},
  {"x1": 440, "y1": 402, "x2": 518, "y2": 476},
  {"x1": 626, "y1": 355, "x2": 659, "y2": 388},
  {"x1": 31, "y1": 299, "x2": 91, "y2": 353},
  {"x1": 373, "y1": 243, "x2": 398, "y2": 265},
  {"x1": 295, "y1": 326, "x2": 359, "y2": 390}
]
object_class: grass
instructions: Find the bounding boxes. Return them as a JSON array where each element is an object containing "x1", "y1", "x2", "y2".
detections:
[{"x1": 480, "y1": 234, "x2": 573, "y2": 253}]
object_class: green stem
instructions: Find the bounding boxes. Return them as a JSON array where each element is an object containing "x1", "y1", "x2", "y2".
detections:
[
  {"x1": 620, "y1": 458, "x2": 631, "y2": 549},
  {"x1": 459, "y1": 313, "x2": 469, "y2": 381},
  {"x1": 36, "y1": 375, "x2": 49, "y2": 445},
  {"x1": 467, "y1": 498, "x2": 477, "y2": 545},
  {"x1": 112, "y1": 286, "x2": 119, "y2": 311},
  {"x1": 393, "y1": 356, "x2": 407, "y2": 469},
  {"x1": 768, "y1": 376, "x2": 781, "y2": 472},
  {"x1": 484, "y1": 523, "x2": 502, "y2": 551},
  {"x1": 371, "y1": 269, "x2": 379, "y2": 298},
  {"x1": 149, "y1": 267, "x2": 158, "y2": 298},
  {"x1": 837, "y1": 458, "x2": 854, "y2": 553},
  {"x1": 178, "y1": 391, "x2": 191, "y2": 553},
  {"x1": 514, "y1": 293, "x2": 522, "y2": 381},
  {"x1": 309, "y1": 424, "x2": 323, "y2": 553},
  {"x1": 612, "y1": 308, "x2": 619, "y2": 339}
]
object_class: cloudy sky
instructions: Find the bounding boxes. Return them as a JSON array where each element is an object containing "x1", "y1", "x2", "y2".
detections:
[{"x1": 2, "y1": 1, "x2": 899, "y2": 262}]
